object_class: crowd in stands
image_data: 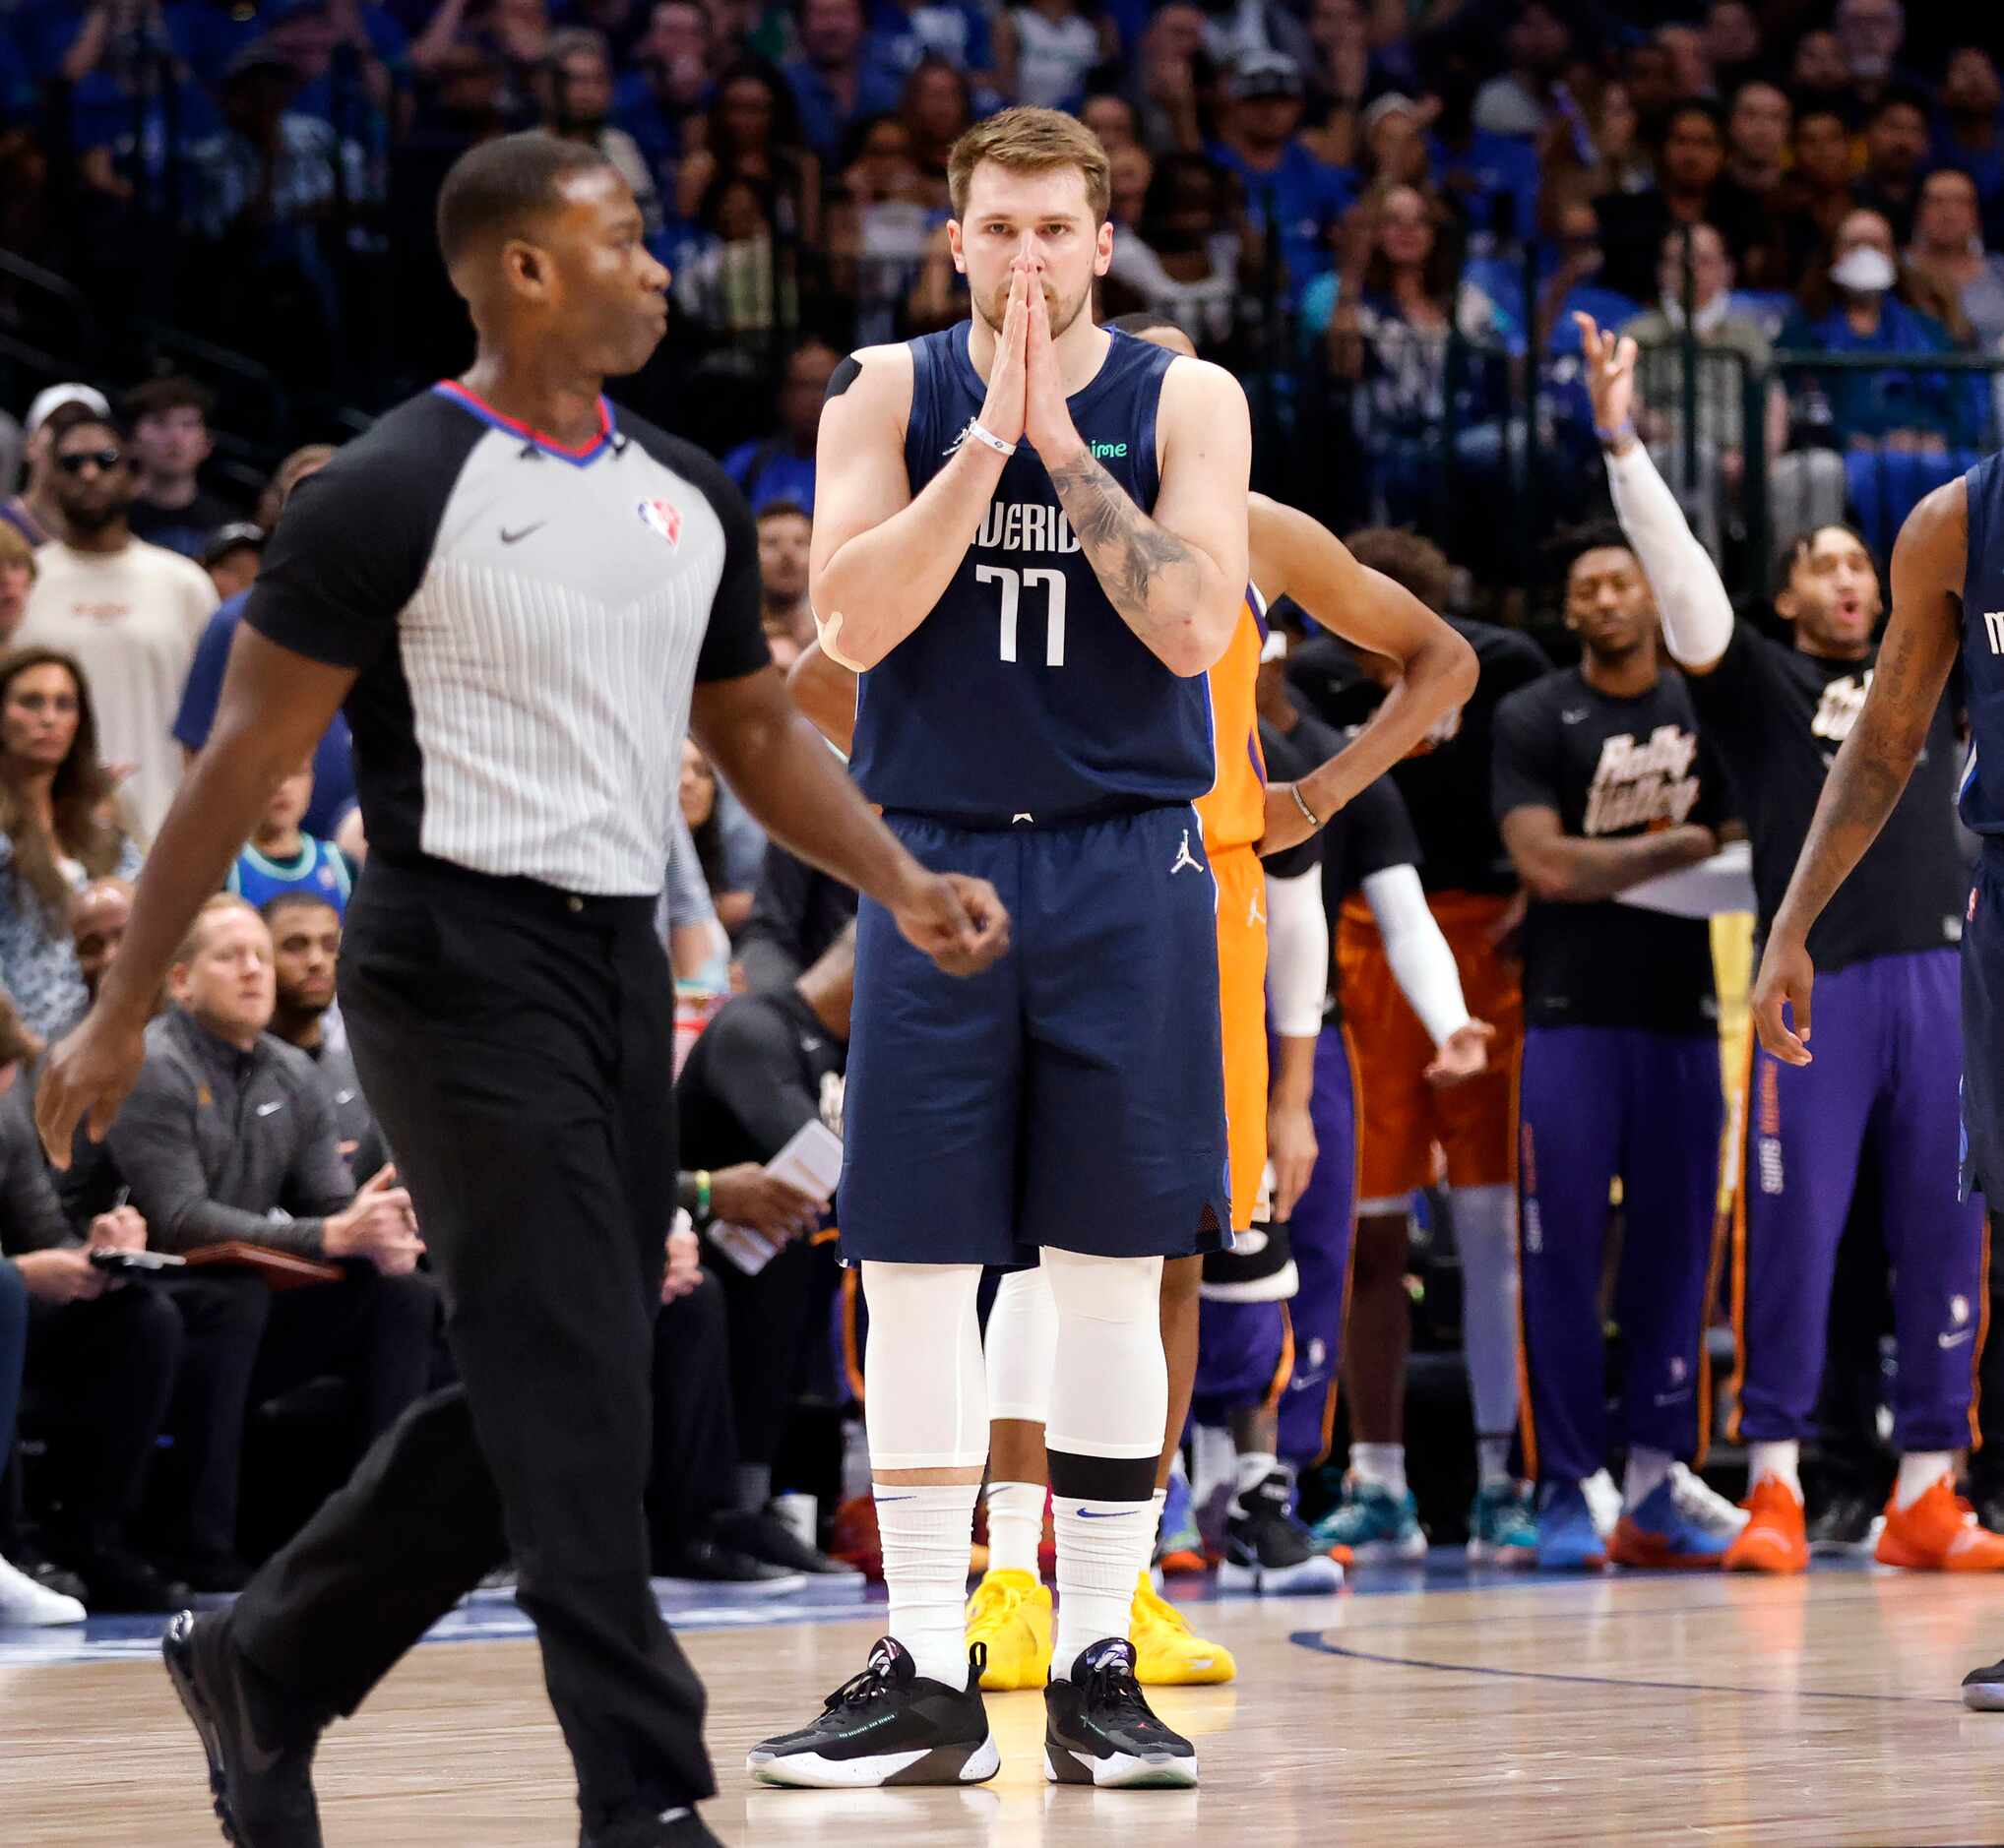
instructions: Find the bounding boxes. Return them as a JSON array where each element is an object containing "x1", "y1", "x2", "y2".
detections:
[
  {"x1": 0, "y1": 0, "x2": 2002, "y2": 583},
  {"x1": 3, "y1": 0, "x2": 2004, "y2": 1624}
]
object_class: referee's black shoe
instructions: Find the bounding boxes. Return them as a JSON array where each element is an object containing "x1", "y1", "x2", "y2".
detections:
[
  {"x1": 582, "y1": 1806, "x2": 724, "y2": 1845},
  {"x1": 1964, "y1": 1653, "x2": 2004, "y2": 1711},
  {"x1": 163, "y1": 1609, "x2": 326, "y2": 1846},
  {"x1": 1043, "y1": 1637, "x2": 1199, "y2": 1788},
  {"x1": 745, "y1": 1637, "x2": 998, "y2": 1787}
]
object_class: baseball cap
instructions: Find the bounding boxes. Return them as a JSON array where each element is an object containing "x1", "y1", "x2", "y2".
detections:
[
  {"x1": 1361, "y1": 92, "x2": 1420, "y2": 136},
  {"x1": 1230, "y1": 50, "x2": 1303, "y2": 101},
  {"x1": 202, "y1": 523, "x2": 268, "y2": 568},
  {"x1": 25, "y1": 383, "x2": 111, "y2": 437}
]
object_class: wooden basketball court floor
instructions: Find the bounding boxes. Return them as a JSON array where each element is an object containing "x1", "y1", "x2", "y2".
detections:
[{"x1": 11, "y1": 1556, "x2": 2004, "y2": 1846}]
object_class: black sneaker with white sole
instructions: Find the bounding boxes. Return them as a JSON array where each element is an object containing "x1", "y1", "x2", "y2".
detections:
[
  {"x1": 713, "y1": 1506, "x2": 863, "y2": 1577},
  {"x1": 746, "y1": 1637, "x2": 998, "y2": 1789},
  {"x1": 1965, "y1": 1655, "x2": 2004, "y2": 1711},
  {"x1": 1042, "y1": 1638, "x2": 1198, "y2": 1789},
  {"x1": 162, "y1": 1609, "x2": 327, "y2": 1847},
  {"x1": 1219, "y1": 1470, "x2": 1345, "y2": 1595}
]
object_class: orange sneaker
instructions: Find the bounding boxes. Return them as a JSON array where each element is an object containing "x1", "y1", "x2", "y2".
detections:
[
  {"x1": 1722, "y1": 1475, "x2": 1807, "y2": 1573},
  {"x1": 1874, "y1": 1476, "x2": 2004, "y2": 1571}
]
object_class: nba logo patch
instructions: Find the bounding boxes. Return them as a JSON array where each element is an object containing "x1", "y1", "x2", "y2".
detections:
[{"x1": 638, "y1": 498, "x2": 682, "y2": 548}]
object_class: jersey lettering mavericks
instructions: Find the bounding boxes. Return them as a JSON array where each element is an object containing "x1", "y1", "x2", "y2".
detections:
[{"x1": 847, "y1": 323, "x2": 1217, "y2": 823}]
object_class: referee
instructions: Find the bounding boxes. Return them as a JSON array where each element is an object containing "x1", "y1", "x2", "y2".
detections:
[{"x1": 38, "y1": 133, "x2": 1008, "y2": 1848}]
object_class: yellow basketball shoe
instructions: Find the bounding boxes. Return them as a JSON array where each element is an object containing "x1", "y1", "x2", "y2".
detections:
[
  {"x1": 1130, "y1": 1571, "x2": 1236, "y2": 1686},
  {"x1": 965, "y1": 1569, "x2": 1053, "y2": 1691}
]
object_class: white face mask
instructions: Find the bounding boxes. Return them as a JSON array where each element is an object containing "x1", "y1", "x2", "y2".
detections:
[{"x1": 1831, "y1": 245, "x2": 1897, "y2": 293}]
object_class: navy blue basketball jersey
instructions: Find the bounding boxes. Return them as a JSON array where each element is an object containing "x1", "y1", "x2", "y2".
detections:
[
  {"x1": 846, "y1": 323, "x2": 1218, "y2": 824},
  {"x1": 1962, "y1": 452, "x2": 2004, "y2": 834}
]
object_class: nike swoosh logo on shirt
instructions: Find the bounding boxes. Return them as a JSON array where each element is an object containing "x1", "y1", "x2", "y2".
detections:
[
  {"x1": 255, "y1": 1100, "x2": 284, "y2": 1117},
  {"x1": 1940, "y1": 1328, "x2": 1975, "y2": 1349},
  {"x1": 334, "y1": 1089, "x2": 355, "y2": 1106},
  {"x1": 500, "y1": 523, "x2": 545, "y2": 545}
]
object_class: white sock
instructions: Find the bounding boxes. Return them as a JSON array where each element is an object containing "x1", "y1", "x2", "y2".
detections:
[
  {"x1": 1053, "y1": 1495, "x2": 1153, "y2": 1678},
  {"x1": 1451, "y1": 1184, "x2": 1521, "y2": 1453},
  {"x1": 1623, "y1": 1445, "x2": 1672, "y2": 1509},
  {"x1": 1748, "y1": 1440, "x2": 1801, "y2": 1501},
  {"x1": 876, "y1": 1481, "x2": 978, "y2": 1687},
  {"x1": 1476, "y1": 1435, "x2": 1512, "y2": 1487},
  {"x1": 983, "y1": 1480, "x2": 1044, "y2": 1578},
  {"x1": 1150, "y1": 1486, "x2": 1167, "y2": 1544},
  {"x1": 1895, "y1": 1450, "x2": 1952, "y2": 1510},
  {"x1": 1352, "y1": 1442, "x2": 1407, "y2": 1498},
  {"x1": 1227, "y1": 1449, "x2": 1279, "y2": 1516}
]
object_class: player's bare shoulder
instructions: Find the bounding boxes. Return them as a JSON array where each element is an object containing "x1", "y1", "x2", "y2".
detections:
[
  {"x1": 822, "y1": 342, "x2": 917, "y2": 442},
  {"x1": 1893, "y1": 473, "x2": 1972, "y2": 589}
]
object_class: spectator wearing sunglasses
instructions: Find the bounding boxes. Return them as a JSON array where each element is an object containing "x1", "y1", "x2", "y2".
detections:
[{"x1": 18, "y1": 404, "x2": 218, "y2": 839}]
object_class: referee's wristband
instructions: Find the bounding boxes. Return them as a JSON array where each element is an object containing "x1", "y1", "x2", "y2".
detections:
[
  {"x1": 959, "y1": 417, "x2": 1017, "y2": 458},
  {"x1": 1596, "y1": 421, "x2": 1636, "y2": 449}
]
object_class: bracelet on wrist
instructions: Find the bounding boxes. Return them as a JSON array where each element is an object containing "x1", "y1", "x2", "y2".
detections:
[
  {"x1": 1289, "y1": 783, "x2": 1321, "y2": 830},
  {"x1": 695, "y1": 1170, "x2": 712, "y2": 1219},
  {"x1": 1596, "y1": 421, "x2": 1636, "y2": 449},
  {"x1": 959, "y1": 417, "x2": 1016, "y2": 458}
]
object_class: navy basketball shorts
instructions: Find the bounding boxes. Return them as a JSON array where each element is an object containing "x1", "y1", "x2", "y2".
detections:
[
  {"x1": 1963, "y1": 842, "x2": 2004, "y2": 1204},
  {"x1": 839, "y1": 805, "x2": 1230, "y2": 1265}
]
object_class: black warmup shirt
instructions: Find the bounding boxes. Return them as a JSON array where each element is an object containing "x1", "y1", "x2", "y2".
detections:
[
  {"x1": 675, "y1": 987, "x2": 846, "y2": 1173},
  {"x1": 1492, "y1": 666, "x2": 1729, "y2": 1037},
  {"x1": 1287, "y1": 616, "x2": 1548, "y2": 894},
  {"x1": 1687, "y1": 620, "x2": 1966, "y2": 973},
  {"x1": 243, "y1": 383, "x2": 770, "y2": 897}
]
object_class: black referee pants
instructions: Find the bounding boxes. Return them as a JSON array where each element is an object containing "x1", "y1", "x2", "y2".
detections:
[{"x1": 229, "y1": 859, "x2": 711, "y2": 1829}]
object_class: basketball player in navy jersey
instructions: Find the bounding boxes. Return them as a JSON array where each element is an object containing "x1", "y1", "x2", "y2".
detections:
[{"x1": 748, "y1": 107, "x2": 1251, "y2": 1791}]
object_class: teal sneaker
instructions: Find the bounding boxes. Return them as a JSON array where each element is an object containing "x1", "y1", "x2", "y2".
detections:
[
  {"x1": 1307, "y1": 1479, "x2": 1427, "y2": 1562},
  {"x1": 1466, "y1": 1479, "x2": 1537, "y2": 1566}
]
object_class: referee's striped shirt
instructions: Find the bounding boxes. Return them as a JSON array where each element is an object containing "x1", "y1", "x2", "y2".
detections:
[{"x1": 242, "y1": 382, "x2": 769, "y2": 895}]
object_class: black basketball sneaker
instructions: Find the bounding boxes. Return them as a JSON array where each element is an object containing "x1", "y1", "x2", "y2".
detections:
[
  {"x1": 746, "y1": 1637, "x2": 998, "y2": 1788},
  {"x1": 1964, "y1": 1654, "x2": 2004, "y2": 1711},
  {"x1": 1043, "y1": 1638, "x2": 1199, "y2": 1788}
]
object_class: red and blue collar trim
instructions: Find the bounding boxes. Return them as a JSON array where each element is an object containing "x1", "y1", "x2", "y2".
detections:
[{"x1": 432, "y1": 380, "x2": 616, "y2": 465}]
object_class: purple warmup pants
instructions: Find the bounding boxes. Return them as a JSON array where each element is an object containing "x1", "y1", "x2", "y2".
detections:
[
  {"x1": 1735, "y1": 948, "x2": 1986, "y2": 1456},
  {"x1": 1277, "y1": 1025, "x2": 1358, "y2": 1469},
  {"x1": 1518, "y1": 1025, "x2": 1722, "y2": 1487}
]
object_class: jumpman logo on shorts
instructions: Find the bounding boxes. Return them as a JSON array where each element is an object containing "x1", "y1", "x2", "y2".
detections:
[
  {"x1": 1169, "y1": 830, "x2": 1204, "y2": 876},
  {"x1": 1248, "y1": 889, "x2": 1265, "y2": 926}
]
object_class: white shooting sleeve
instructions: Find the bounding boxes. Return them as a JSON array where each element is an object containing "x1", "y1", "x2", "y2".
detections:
[
  {"x1": 1360, "y1": 863, "x2": 1472, "y2": 1047},
  {"x1": 1605, "y1": 441, "x2": 1736, "y2": 669},
  {"x1": 1264, "y1": 866, "x2": 1329, "y2": 1039}
]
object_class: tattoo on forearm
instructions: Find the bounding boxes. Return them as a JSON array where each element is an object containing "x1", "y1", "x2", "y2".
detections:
[{"x1": 1047, "y1": 451, "x2": 1199, "y2": 624}]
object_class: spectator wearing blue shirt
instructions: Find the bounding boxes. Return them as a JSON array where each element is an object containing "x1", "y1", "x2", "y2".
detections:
[
  {"x1": 1781, "y1": 207, "x2": 1988, "y2": 452},
  {"x1": 783, "y1": 0, "x2": 902, "y2": 159},
  {"x1": 171, "y1": 445, "x2": 357, "y2": 840},
  {"x1": 227, "y1": 762, "x2": 353, "y2": 918},
  {"x1": 1934, "y1": 46, "x2": 2004, "y2": 235},
  {"x1": 722, "y1": 339, "x2": 841, "y2": 513},
  {"x1": 1208, "y1": 50, "x2": 1355, "y2": 304},
  {"x1": 866, "y1": 0, "x2": 993, "y2": 87},
  {"x1": 613, "y1": 0, "x2": 714, "y2": 190}
]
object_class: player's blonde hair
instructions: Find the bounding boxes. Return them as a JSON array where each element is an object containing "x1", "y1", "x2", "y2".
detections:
[{"x1": 947, "y1": 107, "x2": 1113, "y2": 225}]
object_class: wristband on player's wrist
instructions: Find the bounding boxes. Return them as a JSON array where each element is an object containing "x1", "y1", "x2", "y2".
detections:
[
  {"x1": 959, "y1": 417, "x2": 1016, "y2": 458},
  {"x1": 1289, "y1": 783, "x2": 1321, "y2": 829},
  {"x1": 1596, "y1": 421, "x2": 1637, "y2": 449},
  {"x1": 678, "y1": 1169, "x2": 713, "y2": 1221}
]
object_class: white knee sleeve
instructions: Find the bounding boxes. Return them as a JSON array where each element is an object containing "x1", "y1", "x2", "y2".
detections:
[
  {"x1": 860, "y1": 1261, "x2": 988, "y2": 1470},
  {"x1": 985, "y1": 1263, "x2": 1057, "y2": 1425},
  {"x1": 1042, "y1": 1248, "x2": 1166, "y2": 1462}
]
